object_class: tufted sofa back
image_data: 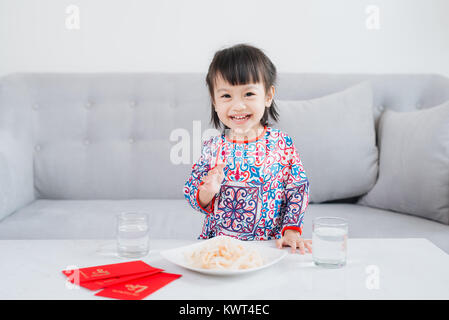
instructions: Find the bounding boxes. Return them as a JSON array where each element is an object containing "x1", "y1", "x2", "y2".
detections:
[{"x1": 1, "y1": 72, "x2": 449, "y2": 200}]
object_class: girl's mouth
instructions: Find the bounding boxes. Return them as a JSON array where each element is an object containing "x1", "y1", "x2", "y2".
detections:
[{"x1": 229, "y1": 114, "x2": 252, "y2": 124}]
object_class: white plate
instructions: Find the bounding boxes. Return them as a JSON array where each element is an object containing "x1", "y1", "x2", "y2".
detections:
[{"x1": 160, "y1": 236, "x2": 288, "y2": 276}]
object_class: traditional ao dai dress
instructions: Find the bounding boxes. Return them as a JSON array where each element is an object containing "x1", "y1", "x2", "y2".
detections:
[{"x1": 183, "y1": 126, "x2": 310, "y2": 240}]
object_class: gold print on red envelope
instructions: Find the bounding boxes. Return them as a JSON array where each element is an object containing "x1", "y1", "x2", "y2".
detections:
[
  {"x1": 95, "y1": 272, "x2": 182, "y2": 300},
  {"x1": 125, "y1": 284, "x2": 148, "y2": 294},
  {"x1": 91, "y1": 268, "x2": 110, "y2": 277}
]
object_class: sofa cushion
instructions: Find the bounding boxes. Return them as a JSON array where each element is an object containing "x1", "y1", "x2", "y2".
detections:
[
  {"x1": 0, "y1": 199, "x2": 204, "y2": 240},
  {"x1": 276, "y1": 82, "x2": 378, "y2": 203},
  {"x1": 1, "y1": 200, "x2": 449, "y2": 254},
  {"x1": 357, "y1": 100, "x2": 449, "y2": 224}
]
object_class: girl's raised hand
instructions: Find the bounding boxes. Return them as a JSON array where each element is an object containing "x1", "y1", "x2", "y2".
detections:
[{"x1": 198, "y1": 163, "x2": 226, "y2": 195}]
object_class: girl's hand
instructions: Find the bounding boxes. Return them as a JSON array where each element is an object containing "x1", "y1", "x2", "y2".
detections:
[
  {"x1": 276, "y1": 229, "x2": 312, "y2": 254},
  {"x1": 198, "y1": 163, "x2": 226, "y2": 195}
]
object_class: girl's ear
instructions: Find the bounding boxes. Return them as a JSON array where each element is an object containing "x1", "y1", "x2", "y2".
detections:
[{"x1": 265, "y1": 85, "x2": 275, "y2": 107}]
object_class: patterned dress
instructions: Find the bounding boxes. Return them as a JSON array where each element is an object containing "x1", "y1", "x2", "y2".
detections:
[{"x1": 183, "y1": 125, "x2": 310, "y2": 240}]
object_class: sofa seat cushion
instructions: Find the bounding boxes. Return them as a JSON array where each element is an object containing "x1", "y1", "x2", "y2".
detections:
[
  {"x1": 0, "y1": 199, "x2": 204, "y2": 240},
  {"x1": 1, "y1": 199, "x2": 449, "y2": 253}
]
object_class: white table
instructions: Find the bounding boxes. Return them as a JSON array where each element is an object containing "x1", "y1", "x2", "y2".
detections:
[{"x1": 1, "y1": 238, "x2": 448, "y2": 300}]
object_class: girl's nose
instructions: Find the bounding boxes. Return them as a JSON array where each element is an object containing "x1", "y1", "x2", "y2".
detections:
[{"x1": 233, "y1": 100, "x2": 246, "y2": 109}]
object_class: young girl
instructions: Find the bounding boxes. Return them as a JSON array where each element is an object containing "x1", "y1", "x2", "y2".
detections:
[{"x1": 183, "y1": 44, "x2": 312, "y2": 254}]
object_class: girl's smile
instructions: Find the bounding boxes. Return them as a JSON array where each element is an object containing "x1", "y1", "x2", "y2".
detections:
[{"x1": 229, "y1": 113, "x2": 252, "y2": 124}]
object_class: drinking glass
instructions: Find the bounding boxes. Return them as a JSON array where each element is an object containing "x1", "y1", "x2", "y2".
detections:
[
  {"x1": 116, "y1": 212, "x2": 150, "y2": 258},
  {"x1": 312, "y1": 217, "x2": 348, "y2": 268}
]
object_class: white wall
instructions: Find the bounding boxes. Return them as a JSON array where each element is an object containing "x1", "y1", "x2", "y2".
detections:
[{"x1": 1, "y1": 0, "x2": 448, "y2": 77}]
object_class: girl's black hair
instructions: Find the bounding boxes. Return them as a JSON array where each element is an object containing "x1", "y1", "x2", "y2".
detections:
[{"x1": 206, "y1": 43, "x2": 279, "y2": 131}]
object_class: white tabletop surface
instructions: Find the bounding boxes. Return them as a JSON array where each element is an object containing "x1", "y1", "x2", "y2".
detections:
[{"x1": 1, "y1": 238, "x2": 448, "y2": 300}]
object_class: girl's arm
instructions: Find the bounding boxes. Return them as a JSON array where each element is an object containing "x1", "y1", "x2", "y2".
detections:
[
  {"x1": 183, "y1": 138, "x2": 217, "y2": 215},
  {"x1": 280, "y1": 138, "x2": 310, "y2": 237}
]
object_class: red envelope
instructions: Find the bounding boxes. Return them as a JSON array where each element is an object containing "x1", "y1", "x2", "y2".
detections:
[
  {"x1": 62, "y1": 260, "x2": 158, "y2": 283},
  {"x1": 78, "y1": 269, "x2": 164, "y2": 291},
  {"x1": 95, "y1": 272, "x2": 182, "y2": 300}
]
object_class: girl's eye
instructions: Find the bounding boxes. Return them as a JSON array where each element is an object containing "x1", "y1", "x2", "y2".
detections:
[
  {"x1": 246, "y1": 92, "x2": 255, "y2": 97},
  {"x1": 221, "y1": 94, "x2": 231, "y2": 98}
]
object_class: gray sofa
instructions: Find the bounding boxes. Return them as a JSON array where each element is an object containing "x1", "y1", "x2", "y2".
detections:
[{"x1": 1, "y1": 73, "x2": 449, "y2": 253}]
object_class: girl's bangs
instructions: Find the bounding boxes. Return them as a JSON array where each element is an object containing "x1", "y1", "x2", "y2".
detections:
[{"x1": 214, "y1": 53, "x2": 262, "y2": 86}]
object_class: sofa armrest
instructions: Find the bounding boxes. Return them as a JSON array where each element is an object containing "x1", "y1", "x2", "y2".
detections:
[{"x1": 0, "y1": 76, "x2": 35, "y2": 221}]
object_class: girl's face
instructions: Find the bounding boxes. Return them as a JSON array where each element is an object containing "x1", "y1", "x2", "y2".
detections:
[{"x1": 212, "y1": 74, "x2": 275, "y2": 139}]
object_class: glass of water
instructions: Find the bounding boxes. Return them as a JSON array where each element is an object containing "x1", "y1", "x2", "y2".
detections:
[
  {"x1": 312, "y1": 217, "x2": 348, "y2": 268},
  {"x1": 116, "y1": 212, "x2": 150, "y2": 258}
]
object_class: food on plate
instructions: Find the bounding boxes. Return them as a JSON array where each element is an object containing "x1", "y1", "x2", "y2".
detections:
[{"x1": 185, "y1": 236, "x2": 263, "y2": 270}]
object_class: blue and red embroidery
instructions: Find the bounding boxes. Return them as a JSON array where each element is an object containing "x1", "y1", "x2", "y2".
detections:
[
  {"x1": 216, "y1": 184, "x2": 259, "y2": 233},
  {"x1": 183, "y1": 126, "x2": 310, "y2": 240}
]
